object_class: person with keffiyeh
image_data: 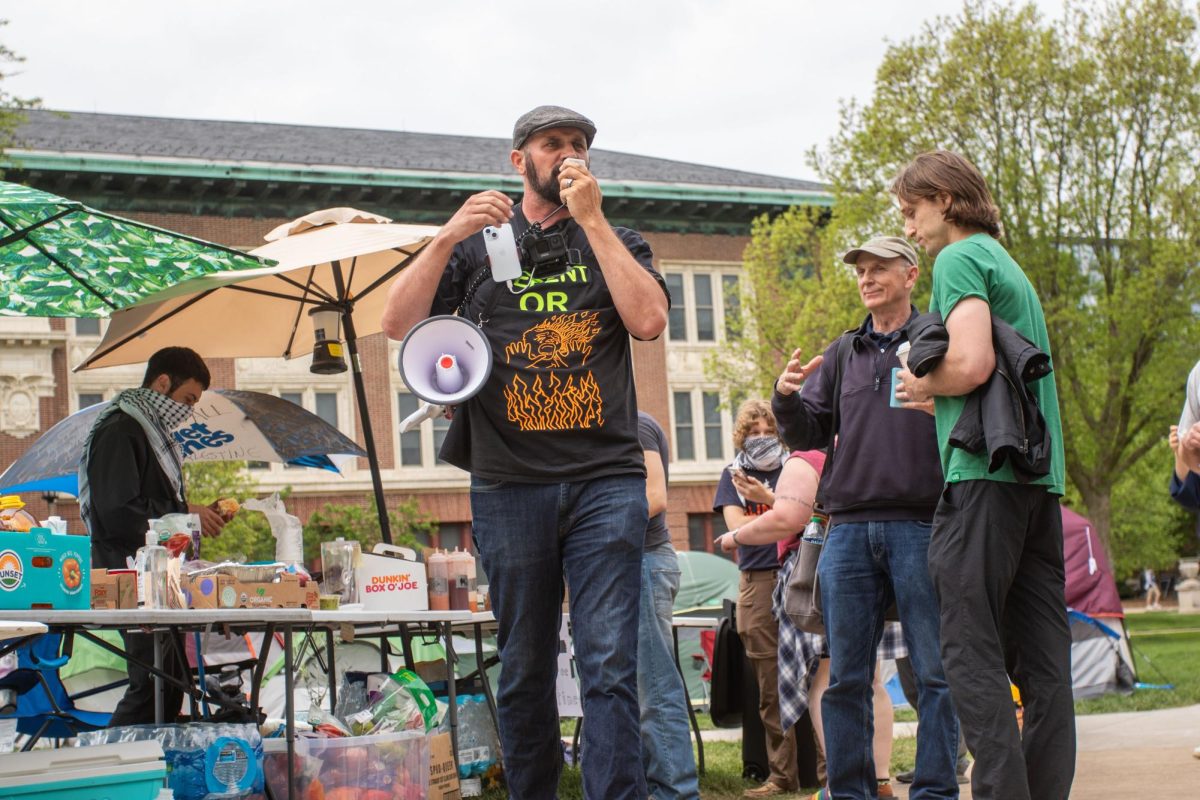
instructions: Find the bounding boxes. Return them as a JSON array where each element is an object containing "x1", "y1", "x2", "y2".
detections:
[
  {"x1": 711, "y1": 399, "x2": 795, "y2": 798},
  {"x1": 79, "y1": 346, "x2": 230, "y2": 725}
]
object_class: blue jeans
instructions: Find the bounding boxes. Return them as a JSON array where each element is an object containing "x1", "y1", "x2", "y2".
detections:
[
  {"x1": 637, "y1": 541, "x2": 700, "y2": 800},
  {"x1": 470, "y1": 474, "x2": 648, "y2": 800},
  {"x1": 818, "y1": 520, "x2": 959, "y2": 800}
]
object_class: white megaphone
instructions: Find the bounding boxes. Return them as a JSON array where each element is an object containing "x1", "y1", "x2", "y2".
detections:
[{"x1": 398, "y1": 315, "x2": 493, "y2": 406}]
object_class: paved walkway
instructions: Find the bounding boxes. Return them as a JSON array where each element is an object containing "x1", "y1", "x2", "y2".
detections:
[{"x1": 703, "y1": 704, "x2": 1200, "y2": 798}]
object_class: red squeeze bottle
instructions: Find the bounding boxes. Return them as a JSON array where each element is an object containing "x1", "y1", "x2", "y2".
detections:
[
  {"x1": 428, "y1": 549, "x2": 450, "y2": 611},
  {"x1": 448, "y1": 547, "x2": 472, "y2": 610}
]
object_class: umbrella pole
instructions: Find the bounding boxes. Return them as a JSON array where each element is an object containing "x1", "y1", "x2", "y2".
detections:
[{"x1": 340, "y1": 311, "x2": 393, "y2": 544}]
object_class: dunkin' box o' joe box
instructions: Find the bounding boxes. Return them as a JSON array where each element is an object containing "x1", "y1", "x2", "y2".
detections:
[{"x1": 357, "y1": 544, "x2": 429, "y2": 611}]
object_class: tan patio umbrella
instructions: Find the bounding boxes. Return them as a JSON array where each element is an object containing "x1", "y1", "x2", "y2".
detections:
[{"x1": 77, "y1": 208, "x2": 440, "y2": 542}]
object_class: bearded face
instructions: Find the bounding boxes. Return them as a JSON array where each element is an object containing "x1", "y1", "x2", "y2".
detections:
[{"x1": 525, "y1": 155, "x2": 563, "y2": 206}]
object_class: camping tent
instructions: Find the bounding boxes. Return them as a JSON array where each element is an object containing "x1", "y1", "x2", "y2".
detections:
[
  {"x1": 1061, "y1": 506, "x2": 1136, "y2": 699},
  {"x1": 673, "y1": 551, "x2": 739, "y2": 707}
]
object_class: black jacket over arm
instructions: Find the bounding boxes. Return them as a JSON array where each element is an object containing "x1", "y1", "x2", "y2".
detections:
[
  {"x1": 84, "y1": 411, "x2": 187, "y2": 569},
  {"x1": 907, "y1": 313, "x2": 1053, "y2": 482}
]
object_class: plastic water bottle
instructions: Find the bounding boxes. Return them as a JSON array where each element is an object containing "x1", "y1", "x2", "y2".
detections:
[
  {"x1": 802, "y1": 512, "x2": 828, "y2": 545},
  {"x1": 135, "y1": 525, "x2": 169, "y2": 609}
]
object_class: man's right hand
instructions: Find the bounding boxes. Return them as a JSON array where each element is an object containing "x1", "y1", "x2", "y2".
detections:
[
  {"x1": 437, "y1": 191, "x2": 514, "y2": 246},
  {"x1": 189, "y1": 503, "x2": 227, "y2": 538},
  {"x1": 775, "y1": 347, "x2": 824, "y2": 396}
]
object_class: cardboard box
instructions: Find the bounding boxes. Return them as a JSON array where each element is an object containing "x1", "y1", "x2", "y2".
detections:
[
  {"x1": 91, "y1": 568, "x2": 137, "y2": 609},
  {"x1": 0, "y1": 527, "x2": 90, "y2": 610},
  {"x1": 427, "y1": 732, "x2": 463, "y2": 800},
  {"x1": 184, "y1": 572, "x2": 318, "y2": 609},
  {"x1": 357, "y1": 543, "x2": 429, "y2": 611}
]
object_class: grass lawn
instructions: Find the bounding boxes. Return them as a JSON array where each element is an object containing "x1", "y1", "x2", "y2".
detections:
[
  {"x1": 1073, "y1": 611, "x2": 1200, "y2": 714},
  {"x1": 481, "y1": 738, "x2": 922, "y2": 799}
]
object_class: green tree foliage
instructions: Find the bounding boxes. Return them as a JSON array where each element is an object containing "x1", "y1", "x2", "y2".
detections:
[
  {"x1": 302, "y1": 498, "x2": 435, "y2": 567},
  {"x1": 0, "y1": 21, "x2": 38, "y2": 157},
  {"x1": 706, "y1": 206, "x2": 864, "y2": 399},
  {"x1": 183, "y1": 461, "x2": 281, "y2": 563},
  {"x1": 801, "y1": 0, "x2": 1200, "y2": 555}
]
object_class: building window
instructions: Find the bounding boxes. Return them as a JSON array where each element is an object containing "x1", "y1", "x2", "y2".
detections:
[
  {"x1": 77, "y1": 392, "x2": 104, "y2": 410},
  {"x1": 722, "y1": 274, "x2": 741, "y2": 339},
  {"x1": 662, "y1": 267, "x2": 742, "y2": 343},
  {"x1": 673, "y1": 391, "x2": 695, "y2": 461},
  {"x1": 395, "y1": 392, "x2": 453, "y2": 468},
  {"x1": 314, "y1": 392, "x2": 338, "y2": 428},
  {"x1": 687, "y1": 513, "x2": 731, "y2": 560},
  {"x1": 673, "y1": 389, "x2": 730, "y2": 463},
  {"x1": 703, "y1": 392, "x2": 723, "y2": 461},
  {"x1": 75, "y1": 318, "x2": 100, "y2": 336},
  {"x1": 693, "y1": 273, "x2": 714, "y2": 341},
  {"x1": 665, "y1": 273, "x2": 686, "y2": 340},
  {"x1": 396, "y1": 393, "x2": 422, "y2": 466},
  {"x1": 432, "y1": 414, "x2": 451, "y2": 464}
]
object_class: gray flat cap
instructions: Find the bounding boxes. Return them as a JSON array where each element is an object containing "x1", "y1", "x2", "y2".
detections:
[
  {"x1": 512, "y1": 105, "x2": 596, "y2": 150},
  {"x1": 841, "y1": 235, "x2": 919, "y2": 266}
]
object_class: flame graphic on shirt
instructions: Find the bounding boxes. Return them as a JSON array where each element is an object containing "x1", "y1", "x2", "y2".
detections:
[
  {"x1": 504, "y1": 372, "x2": 604, "y2": 431},
  {"x1": 503, "y1": 313, "x2": 605, "y2": 431}
]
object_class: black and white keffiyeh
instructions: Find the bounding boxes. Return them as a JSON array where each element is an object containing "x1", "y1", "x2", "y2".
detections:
[
  {"x1": 732, "y1": 435, "x2": 787, "y2": 473},
  {"x1": 78, "y1": 388, "x2": 194, "y2": 525}
]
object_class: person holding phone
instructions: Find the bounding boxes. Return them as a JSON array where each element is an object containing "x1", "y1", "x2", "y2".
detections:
[
  {"x1": 381, "y1": 106, "x2": 669, "y2": 800},
  {"x1": 712, "y1": 400, "x2": 794, "y2": 798}
]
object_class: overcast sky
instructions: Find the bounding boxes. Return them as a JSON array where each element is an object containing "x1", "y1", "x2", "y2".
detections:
[{"x1": 4, "y1": 1, "x2": 1063, "y2": 182}]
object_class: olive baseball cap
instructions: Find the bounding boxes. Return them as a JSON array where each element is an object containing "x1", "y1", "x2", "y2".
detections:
[
  {"x1": 512, "y1": 105, "x2": 596, "y2": 150},
  {"x1": 841, "y1": 235, "x2": 919, "y2": 266}
]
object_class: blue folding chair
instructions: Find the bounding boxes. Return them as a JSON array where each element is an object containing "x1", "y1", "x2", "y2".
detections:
[{"x1": 0, "y1": 634, "x2": 111, "y2": 749}]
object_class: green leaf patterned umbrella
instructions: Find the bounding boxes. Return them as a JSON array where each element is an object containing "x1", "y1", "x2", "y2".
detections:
[{"x1": 0, "y1": 181, "x2": 272, "y2": 317}]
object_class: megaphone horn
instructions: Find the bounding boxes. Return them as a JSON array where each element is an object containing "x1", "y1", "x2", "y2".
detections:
[{"x1": 398, "y1": 315, "x2": 493, "y2": 405}]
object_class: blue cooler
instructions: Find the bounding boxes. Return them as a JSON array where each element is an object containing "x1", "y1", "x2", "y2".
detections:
[
  {"x1": 0, "y1": 740, "x2": 166, "y2": 800},
  {"x1": 0, "y1": 527, "x2": 90, "y2": 610}
]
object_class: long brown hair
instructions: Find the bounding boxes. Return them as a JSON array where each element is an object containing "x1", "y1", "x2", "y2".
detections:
[{"x1": 891, "y1": 151, "x2": 1002, "y2": 238}]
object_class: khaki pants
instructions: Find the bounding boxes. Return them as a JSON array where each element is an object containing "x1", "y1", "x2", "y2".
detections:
[{"x1": 738, "y1": 569, "x2": 797, "y2": 790}]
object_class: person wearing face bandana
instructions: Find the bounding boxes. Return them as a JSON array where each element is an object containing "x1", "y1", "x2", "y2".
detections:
[
  {"x1": 79, "y1": 346, "x2": 230, "y2": 725},
  {"x1": 712, "y1": 400, "x2": 795, "y2": 797}
]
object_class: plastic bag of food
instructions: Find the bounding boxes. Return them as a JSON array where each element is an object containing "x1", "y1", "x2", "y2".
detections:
[{"x1": 348, "y1": 669, "x2": 439, "y2": 736}]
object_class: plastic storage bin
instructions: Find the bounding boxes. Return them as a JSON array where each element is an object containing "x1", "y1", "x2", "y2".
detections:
[
  {"x1": 0, "y1": 740, "x2": 166, "y2": 800},
  {"x1": 263, "y1": 730, "x2": 428, "y2": 800}
]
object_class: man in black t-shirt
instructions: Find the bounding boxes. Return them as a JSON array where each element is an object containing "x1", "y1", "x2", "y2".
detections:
[{"x1": 382, "y1": 106, "x2": 669, "y2": 800}]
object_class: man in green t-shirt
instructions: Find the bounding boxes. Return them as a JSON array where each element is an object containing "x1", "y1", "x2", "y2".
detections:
[{"x1": 891, "y1": 151, "x2": 1074, "y2": 800}]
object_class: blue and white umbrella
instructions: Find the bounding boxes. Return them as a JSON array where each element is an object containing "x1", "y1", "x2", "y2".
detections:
[{"x1": 0, "y1": 389, "x2": 367, "y2": 496}]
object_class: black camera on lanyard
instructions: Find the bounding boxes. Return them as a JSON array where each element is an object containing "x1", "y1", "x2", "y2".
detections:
[{"x1": 517, "y1": 222, "x2": 580, "y2": 277}]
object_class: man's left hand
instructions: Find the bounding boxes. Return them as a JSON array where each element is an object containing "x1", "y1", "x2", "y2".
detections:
[
  {"x1": 559, "y1": 160, "x2": 602, "y2": 224},
  {"x1": 896, "y1": 368, "x2": 933, "y2": 406}
]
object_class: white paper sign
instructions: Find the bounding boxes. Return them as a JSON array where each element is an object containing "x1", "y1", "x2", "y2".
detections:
[{"x1": 556, "y1": 616, "x2": 582, "y2": 717}]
